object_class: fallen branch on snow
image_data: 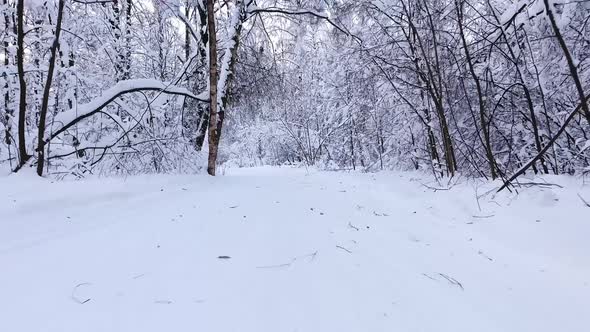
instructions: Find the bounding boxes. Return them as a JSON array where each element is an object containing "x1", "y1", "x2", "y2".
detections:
[
  {"x1": 71, "y1": 283, "x2": 92, "y2": 304},
  {"x1": 336, "y1": 245, "x2": 353, "y2": 254},
  {"x1": 578, "y1": 193, "x2": 590, "y2": 208},
  {"x1": 256, "y1": 251, "x2": 318, "y2": 269}
]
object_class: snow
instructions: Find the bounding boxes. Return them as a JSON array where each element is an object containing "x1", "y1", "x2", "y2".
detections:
[
  {"x1": 1, "y1": 167, "x2": 589, "y2": 332},
  {"x1": 217, "y1": 4, "x2": 244, "y2": 108}
]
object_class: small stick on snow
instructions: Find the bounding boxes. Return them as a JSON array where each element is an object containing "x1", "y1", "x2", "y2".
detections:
[
  {"x1": 472, "y1": 214, "x2": 495, "y2": 219},
  {"x1": 256, "y1": 251, "x2": 318, "y2": 269},
  {"x1": 420, "y1": 183, "x2": 451, "y2": 192},
  {"x1": 518, "y1": 182, "x2": 563, "y2": 188},
  {"x1": 71, "y1": 283, "x2": 92, "y2": 304},
  {"x1": 348, "y1": 222, "x2": 360, "y2": 231},
  {"x1": 422, "y1": 273, "x2": 437, "y2": 281},
  {"x1": 438, "y1": 273, "x2": 464, "y2": 290},
  {"x1": 256, "y1": 258, "x2": 296, "y2": 269},
  {"x1": 336, "y1": 245, "x2": 353, "y2": 253},
  {"x1": 577, "y1": 193, "x2": 590, "y2": 208},
  {"x1": 478, "y1": 250, "x2": 494, "y2": 261}
]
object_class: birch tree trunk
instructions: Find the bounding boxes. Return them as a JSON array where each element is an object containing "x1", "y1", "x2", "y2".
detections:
[
  {"x1": 206, "y1": 0, "x2": 246, "y2": 175},
  {"x1": 194, "y1": 0, "x2": 210, "y2": 151},
  {"x1": 3, "y1": 0, "x2": 13, "y2": 166},
  {"x1": 206, "y1": 0, "x2": 219, "y2": 175}
]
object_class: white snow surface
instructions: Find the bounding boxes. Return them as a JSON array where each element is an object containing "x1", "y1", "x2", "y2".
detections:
[{"x1": 1, "y1": 167, "x2": 589, "y2": 332}]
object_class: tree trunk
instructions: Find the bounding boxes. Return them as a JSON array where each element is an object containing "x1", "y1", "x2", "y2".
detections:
[
  {"x1": 402, "y1": 1, "x2": 456, "y2": 176},
  {"x1": 206, "y1": 0, "x2": 246, "y2": 174},
  {"x1": 36, "y1": 0, "x2": 65, "y2": 176},
  {"x1": 194, "y1": 0, "x2": 210, "y2": 151},
  {"x1": 3, "y1": 0, "x2": 12, "y2": 163},
  {"x1": 215, "y1": 0, "x2": 245, "y2": 141},
  {"x1": 15, "y1": 0, "x2": 29, "y2": 169},
  {"x1": 544, "y1": 0, "x2": 590, "y2": 125},
  {"x1": 110, "y1": 0, "x2": 123, "y2": 81},
  {"x1": 206, "y1": 0, "x2": 218, "y2": 175},
  {"x1": 456, "y1": 0, "x2": 497, "y2": 179},
  {"x1": 488, "y1": 1, "x2": 547, "y2": 174},
  {"x1": 123, "y1": 0, "x2": 132, "y2": 80}
]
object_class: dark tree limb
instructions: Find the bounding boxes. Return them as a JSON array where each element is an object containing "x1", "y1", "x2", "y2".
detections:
[
  {"x1": 44, "y1": 86, "x2": 208, "y2": 148},
  {"x1": 15, "y1": 0, "x2": 29, "y2": 169},
  {"x1": 544, "y1": 0, "x2": 590, "y2": 125},
  {"x1": 206, "y1": 0, "x2": 219, "y2": 175},
  {"x1": 498, "y1": 94, "x2": 590, "y2": 192},
  {"x1": 36, "y1": 0, "x2": 66, "y2": 176},
  {"x1": 249, "y1": 7, "x2": 361, "y2": 42}
]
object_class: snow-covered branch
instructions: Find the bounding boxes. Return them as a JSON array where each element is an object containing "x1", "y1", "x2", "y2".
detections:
[
  {"x1": 47, "y1": 79, "x2": 208, "y2": 145},
  {"x1": 248, "y1": 7, "x2": 360, "y2": 42},
  {"x1": 217, "y1": 1, "x2": 247, "y2": 111}
]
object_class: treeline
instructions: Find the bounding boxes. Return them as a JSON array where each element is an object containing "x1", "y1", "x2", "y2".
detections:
[
  {"x1": 227, "y1": 0, "x2": 590, "y2": 184},
  {"x1": 1, "y1": 0, "x2": 589, "y2": 185}
]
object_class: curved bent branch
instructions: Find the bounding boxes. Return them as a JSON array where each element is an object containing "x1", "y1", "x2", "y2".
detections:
[
  {"x1": 45, "y1": 80, "x2": 209, "y2": 146},
  {"x1": 249, "y1": 7, "x2": 361, "y2": 43}
]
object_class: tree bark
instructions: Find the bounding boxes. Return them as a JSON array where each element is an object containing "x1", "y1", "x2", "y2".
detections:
[
  {"x1": 194, "y1": 0, "x2": 210, "y2": 151},
  {"x1": 206, "y1": 0, "x2": 218, "y2": 175},
  {"x1": 36, "y1": 0, "x2": 65, "y2": 176},
  {"x1": 15, "y1": 0, "x2": 29, "y2": 169},
  {"x1": 456, "y1": 0, "x2": 497, "y2": 179},
  {"x1": 3, "y1": 0, "x2": 12, "y2": 158},
  {"x1": 401, "y1": 0, "x2": 456, "y2": 176},
  {"x1": 110, "y1": 0, "x2": 123, "y2": 81},
  {"x1": 123, "y1": 0, "x2": 132, "y2": 80},
  {"x1": 488, "y1": 0, "x2": 547, "y2": 174},
  {"x1": 499, "y1": 94, "x2": 590, "y2": 192},
  {"x1": 544, "y1": 0, "x2": 590, "y2": 125}
]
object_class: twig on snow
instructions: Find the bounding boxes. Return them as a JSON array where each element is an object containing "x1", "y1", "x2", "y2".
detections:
[
  {"x1": 348, "y1": 222, "x2": 360, "y2": 231},
  {"x1": 256, "y1": 258, "x2": 296, "y2": 269},
  {"x1": 256, "y1": 251, "x2": 318, "y2": 269},
  {"x1": 518, "y1": 182, "x2": 563, "y2": 188},
  {"x1": 420, "y1": 182, "x2": 451, "y2": 192},
  {"x1": 71, "y1": 283, "x2": 92, "y2": 304},
  {"x1": 422, "y1": 273, "x2": 437, "y2": 281},
  {"x1": 577, "y1": 193, "x2": 590, "y2": 208},
  {"x1": 472, "y1": 214, "x2": 495, "y2": 219},
  {"x1": 438, "y1": 273, "x2": 464, "y2": 290},
  {"x1": 336, "y1": 245, "x2": 353, "y2": 254},
  {"x1": 422, "y1": 273, "x2": 464, "y2": 290},
  {"x1": 478, "y1": 250, "x2": 494, "y2": 261}
]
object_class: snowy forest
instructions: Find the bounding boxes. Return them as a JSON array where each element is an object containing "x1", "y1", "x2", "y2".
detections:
[
  {"x1": 2, "y1": 1, "x2": 590, "y2": 332},
  {"x1": 1, "y1": 0, "x2": 589, "y2": 185}
]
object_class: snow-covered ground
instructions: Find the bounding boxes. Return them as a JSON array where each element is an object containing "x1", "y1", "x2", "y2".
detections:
[{"x1": 1, "y1": 167, "x2": 589, "y2": 332}]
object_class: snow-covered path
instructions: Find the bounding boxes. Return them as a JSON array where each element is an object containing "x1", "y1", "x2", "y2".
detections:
[{"x1": 1, "y1": 167, "x2": 589, "y2": 332}]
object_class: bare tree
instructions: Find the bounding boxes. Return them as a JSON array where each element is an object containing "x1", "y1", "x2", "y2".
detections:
[
  {"x1": 15, "y1": 0, "x2": 28, "y2": 169},
  {"x1": 36, "y1": 0, "x2": 66, "y2": 176}
]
